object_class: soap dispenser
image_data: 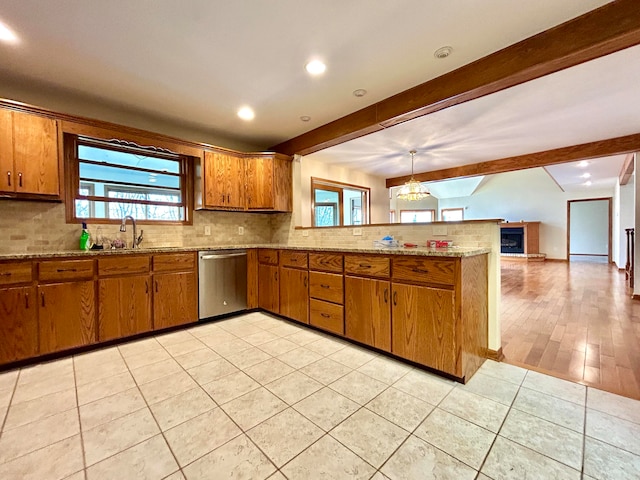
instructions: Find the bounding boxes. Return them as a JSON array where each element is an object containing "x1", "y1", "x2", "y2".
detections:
[{"x1": 79, "y1": 222, "x2": 90, "y2": 251}]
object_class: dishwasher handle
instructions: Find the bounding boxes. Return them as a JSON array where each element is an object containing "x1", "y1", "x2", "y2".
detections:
[{"x1": 200, "y1": 252, "x2": 247, "y2": 260}]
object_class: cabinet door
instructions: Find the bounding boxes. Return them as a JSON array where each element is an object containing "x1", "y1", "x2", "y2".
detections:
[
  {"x1": 0, "y1": 286, "x2": 38, "y2": 364},
  {"x1": 153, "y1": 271, "x2": 197, "y2": 330},
  {"x1": 345, "y1": 276, "x2": 391, "y2": 351},
  {"x1": 279, "y1": 267, "x2": 309, "y2": 324},
  {"x1": 204, "y1": 151, "x2": 245, "y2": 208},
  {"x1": 13, "y1": 111, "x2": 59, "y2": 195},
  {"x1": 39, "y1": 281, "x2": 95, "y2": 354},
  {"x1": 391, "y1": 283, "x2": 457, "y2": 375},
  {"x1": 246, "y1": 156, "x2": 273, "y2": 209},
  {"x1": 258, "y1": 264, "x2": 279, "y2": 313},
  {"x1": 272, "y1": 155, "x2": 292, "y2": 212},
  {"x1": 98, "y1": 276, "x2": 151, "y2": 341},
  {"x1": 0, "y1": 109, "x2": 13, "y2": 193}
]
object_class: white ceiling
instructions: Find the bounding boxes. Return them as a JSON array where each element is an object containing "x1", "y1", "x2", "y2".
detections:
[
  {"x1": 0, "y1": 0, "x2": 612, "y2": 149},
  {"x1": 307, "y1": 44, "x2": 640, "y2": 188}
]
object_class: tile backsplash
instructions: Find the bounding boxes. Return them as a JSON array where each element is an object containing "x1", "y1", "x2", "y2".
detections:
[{"x1": 0, "y1": 200, "x2": 275, "y2": 254}]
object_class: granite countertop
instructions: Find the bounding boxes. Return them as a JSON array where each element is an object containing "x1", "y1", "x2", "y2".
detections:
[{"x1": 0, "y1": 244, "x2": 491, "y2": 260}]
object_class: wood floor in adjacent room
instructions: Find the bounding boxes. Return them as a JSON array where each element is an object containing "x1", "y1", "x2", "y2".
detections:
[{"x1": 501, "y1": 259, "x2": 640, "y2": 400}]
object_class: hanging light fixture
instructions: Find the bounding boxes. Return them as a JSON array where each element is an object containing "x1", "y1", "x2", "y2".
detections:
[{"x1": 396, "y1": 150, "x2": 430, "y2": 201}]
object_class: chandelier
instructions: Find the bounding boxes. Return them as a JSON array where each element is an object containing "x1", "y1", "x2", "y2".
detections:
[{"x1": 396, "y1": 150, "x2": 430, "y2": 201}]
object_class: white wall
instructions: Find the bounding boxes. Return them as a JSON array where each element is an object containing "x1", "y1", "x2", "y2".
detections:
[
  {"x1": 613, "y1": 177, "x2": 635, "y2": 268},
  {"x1": 295, "y1": 155, "x2": 389, "y2": 227},
  {"x1": 437, "y1": 168, "x2": 614, "y2": 260}
]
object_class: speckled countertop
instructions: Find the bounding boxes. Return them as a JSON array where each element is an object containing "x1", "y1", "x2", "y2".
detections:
[{"x1": 0, "y1": 244, "x2": 491, "y2": 260}]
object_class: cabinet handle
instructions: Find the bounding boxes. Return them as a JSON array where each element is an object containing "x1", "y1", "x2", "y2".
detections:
[
  {"x1": 304, "y1": 276, "x2": 307, "y2": 287},
  {"x1": 227, "y1": 194, "x2": 230, "y2": 203},
  {"x1": 155, "y1": 281, "x2": 158, "y2": 293},
  {"x1": 0, "y1": 272, "x2": 11, "y2": 277},
  {"x1": 6, "y1": 171, "x2": 10, "y2": 186},
  {"x1": 412, "y1": 268, "x2": 429, "y2": 274},
  {"x1": 18, "y1": 172, "x2": 22, "y2": 187},
  {"x1": 25, "y1": 293, "x2": 29, "y2": 309},
  {"x1": 275, "y1": 271, "x2": 278, "y2": 281},
  {"x1": 41, "y1": 292, "x2": 45, "y2": 307},
  {"x1": 384, "y1": 288, "x2": 388, "y2": 303},
  {"x1": 320, "y1": 284, "x2": 330, "y2": 289},
  {"x1": 393, "y1": 291, "x2": 397, "y2": 306},
  {"x1": 57, "y1": 268, "x2": 77, "y2": 273},
  {"x1": 321, "y1": 313, "x2": 331, "y2": 318},
  {"x1": 221, "y1": 194, "x2": 225, "y2": 203},
  {"x1": 290, "y1": 258, "x2": 298, "y2": 262},
  {"x1": 145, "y1": 281, "x2": 149, "y2": 294},
  {"x1": 358, "y1": 263, "x2": 371, "y2": 268}
]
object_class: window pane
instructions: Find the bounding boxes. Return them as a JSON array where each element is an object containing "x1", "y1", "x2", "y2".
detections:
[
  {"x1": 442, "y1": 209, "x2": 464, "y2": 221},
  {"x1": 79, "y1": 163, "x2": 180, "y2": 189},
  {"x1": 78, "y1": 145, "x2": 180, "y2": 173},
  {"x1": 315, "y1": 205, "x2": 337, "y2": 227},
  {"x1": 344, "y1": 189, "x2": 363, "y2": 226},
  {"x1": 400, "y1": 210, "x2": 434, "y2": 223}
]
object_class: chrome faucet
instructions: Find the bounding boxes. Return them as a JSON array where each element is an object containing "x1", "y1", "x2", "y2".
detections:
[{"x1": 120, "y1": 215, "x2": 143, "y2": 248}]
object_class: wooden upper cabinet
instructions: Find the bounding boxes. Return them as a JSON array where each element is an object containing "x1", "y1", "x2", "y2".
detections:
[
  {"x1": 0, "y1": 108, "x2": 60, "y2": 196},
  {"x1": 246, "y1": 154, "x2": 292, "y2": 212},
  {"x1": 204, "y1": 150, "x2": 245, "y2": 209}
]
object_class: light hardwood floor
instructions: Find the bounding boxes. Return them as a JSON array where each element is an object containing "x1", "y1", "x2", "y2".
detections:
[{"x1": 501, "y1": 259, "x2": 640, "y2": 400}]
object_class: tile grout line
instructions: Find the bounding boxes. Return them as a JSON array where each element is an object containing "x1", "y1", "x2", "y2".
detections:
[
  {"x1": 0, "y1": 368, "x2": 20, "y2": 436},
  {"x1": 71, "y1": 356, "x2": 88, "y2": 480}
]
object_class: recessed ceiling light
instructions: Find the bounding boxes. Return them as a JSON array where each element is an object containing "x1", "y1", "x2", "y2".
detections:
[
  {"x1": 0, "y1": 20, "x2": 19, "y2": 44},
  {"x1": 585, "y1": 180, "x2": 592, "y2": 186},
  {"x1": 353, "y1": 89, "x2": 367, "y2": 97},
  {"x1": 581, "y1": 172, "x2": 591, "y2": 179},
  {"x1": 577, "y1": 160, "x2": 589, "y2": 168},
  {"x1": 434, "y1": 46, "x2": 453, "y2": 59},
  {"x1": 237, "y1": 106, "x2": 255, "y2": 121},
  {"x1": 305, "y1": 60, "x2": 326, "y2": 75},
  {"x1": 300, "y1": 116, "x2": 311, "y2": 122}
]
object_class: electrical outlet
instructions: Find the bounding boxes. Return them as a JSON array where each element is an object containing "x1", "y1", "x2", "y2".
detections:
[
  {"x1": 302, "y1": 230, "x2": 309, "y2": 237},
  {"x1": 238, "y1": 226, "x2": 244, "y2": 235},
  {"x1": 433, "y1": 226, "x2": 447, "y2": 236},
  {"x1": 204, "y1": 226, "x2": 211, "y2": 236},
  {"x1": 353, "y1": 228, "x2": 363, "y2": 236}
]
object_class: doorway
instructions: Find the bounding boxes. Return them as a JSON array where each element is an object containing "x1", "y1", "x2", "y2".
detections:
[{"x1": 567, "y1": 197, "x2": 612, "y2": 263}]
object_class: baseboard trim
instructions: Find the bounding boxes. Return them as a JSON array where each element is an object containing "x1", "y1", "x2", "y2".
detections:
[
  {"x1": 486, "y1": 347, "x2": 505, "y2": 362},
  {"x1": 633, "y1": 294, "x2": 640, "y2": 301}
]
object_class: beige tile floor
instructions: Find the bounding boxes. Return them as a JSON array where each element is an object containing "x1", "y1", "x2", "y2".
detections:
[{"x1": 1, "y1": 312, "x2": 639, "y2": 479}]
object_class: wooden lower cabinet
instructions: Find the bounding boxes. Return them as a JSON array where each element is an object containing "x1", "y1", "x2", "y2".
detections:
[
  {"x1": 279, "y1": 267, "x2": 309, "y2": 324},
  {"x1": 258, "y1": 264, "x2": 279, "y2": 313},
  {"x1": 345, "y1": 276, "x2": 391, "y2": 351},
  {"x1": 391, "y1": 283, "x2": 457, "y2": 375},
  {"x1": 98, "y1": 275, "x2": 151, "y2": 341},
  {"x1": 38, "y1": 281, "x2": 96, "y2": 354},
  {"x1": 153, "y1": 271, "x2": 197, "y2": 329},
  {"x1": 0, "y1": 286, "x2": 38, "y2": 363}
]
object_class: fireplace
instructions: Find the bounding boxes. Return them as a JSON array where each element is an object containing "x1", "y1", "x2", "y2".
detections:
[{"x1": 501, "y1": 227, "x2": 524, "y2": 254}]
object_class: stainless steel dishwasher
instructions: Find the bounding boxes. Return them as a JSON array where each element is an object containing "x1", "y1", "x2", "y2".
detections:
[{"x1": 198, "y1": 250, "x2": 247, "y2": 319}]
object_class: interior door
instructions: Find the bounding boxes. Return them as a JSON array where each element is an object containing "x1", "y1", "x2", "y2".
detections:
[{"x1": 568, "y1": 198, "x2": 611, "y2": 262}]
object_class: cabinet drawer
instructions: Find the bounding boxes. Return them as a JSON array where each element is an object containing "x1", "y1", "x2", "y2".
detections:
[
  {"x1": 39, "y1": 259, "x2": 94, "y2": 282},
  {"x1": 309, "y1": 253, "x2": 343, "y2": 273},
  {"x1": 309, "y1": 271, "x2": 343, "y2": 304},
  {"x1": 344, "y1": 255, "x2": 390, "y2": 278},
  {"x1": 309, "y1": 299, "x2": 344, "y2": 335},
  {"x1": 153, "y1": 252, "x2": 195, "y2": 272},
  {"x1": 98, "y1": 256, "x2": 150, "y2": 276},
  {"x1": 0, "y1": 261, "x2": 33, "y2": 286},
  {"x1": 258, "y1": 249, "x2": 278, "y2": 265},
  {"x1": 280, "y1": 250, "x2": 308, "y2": 269},
  {"x1": 392, "y1": 257, "x2": 456, "y2": 286}
]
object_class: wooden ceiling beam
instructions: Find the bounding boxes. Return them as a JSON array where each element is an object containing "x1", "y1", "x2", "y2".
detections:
[
  {"x1": 620, "y1": 153, "x2": 635, "y2": 185},
  {"x1": 271, "y1": 0, "x2": 640, "y2": 156},
  {"x1": 385, "y1": 133, "x2": 640, "y2": 188}
]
